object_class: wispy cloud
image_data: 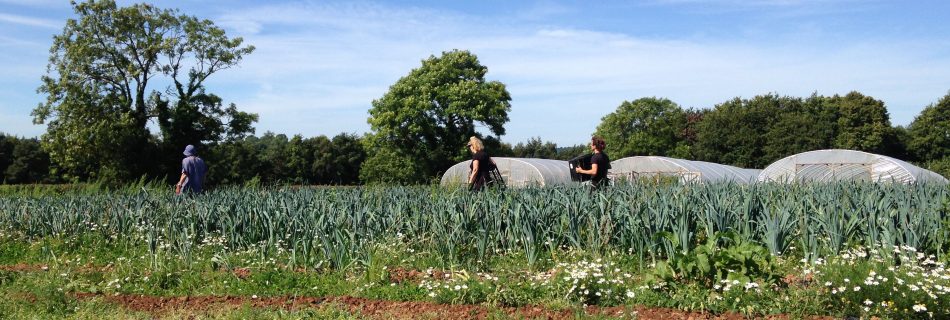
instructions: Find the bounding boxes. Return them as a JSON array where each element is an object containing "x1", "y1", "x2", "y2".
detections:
[
  {"x1": 5, "y1": 1, "x2": 948, "y2": 144},
  {"x1": 0, "y1": 12, "x2": 60, "y2": 29},
  {"x1": 195, "y1": 1, "x2": 950, "y2": 144},
  {"x1": 0, "y1": 0, "x2": 61, "y2": 8}
]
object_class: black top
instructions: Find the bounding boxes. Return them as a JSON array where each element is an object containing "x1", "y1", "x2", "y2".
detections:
[
  {"x1": 591, "y1": 152, "x2": 610, "y2": 185},
  {"x1": 469, "y1": 151, "x2": 495, "y2": 180}
]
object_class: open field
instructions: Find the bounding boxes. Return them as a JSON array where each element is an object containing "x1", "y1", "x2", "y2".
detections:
[{"x1": 0, "y1": 183, "x2": 947, "y2": 319}]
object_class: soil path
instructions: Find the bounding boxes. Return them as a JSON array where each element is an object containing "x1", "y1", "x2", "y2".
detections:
[
  {"x1": 3, "y1": 264, "x2": 829, "y2": 319},
  {"x1": 72, "y1": 293, "x2": 819, "y2": 319}
]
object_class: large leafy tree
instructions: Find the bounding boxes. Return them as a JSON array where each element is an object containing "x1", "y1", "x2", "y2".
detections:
[
  {"x1": 594, "y1": 97, "x2": 687, "y2": 159},
  {"x1": 361, "y1": 50, "x2": 511, "y2": 184},
  {"x1": 693, "y1": 95, "x2": 788, "y2": 168},
  {"x1": 830, "y1": 91, "x2": 900, "y2": 156},
  {"x1": 908, "y1": 92, "x2": 950, "y2": 162},
  {"x1": 303, "y1": 133, "x2": 365, "y2": 185},
  {"x1": 32, "y1": 0, "x2": 255, "y2": 182},
  {"x1": 761, "y1": 94, "x2": 838, "y2": 162},
  {"x1": 325, "y1": 133, "x2": 366, "y2": 185}
]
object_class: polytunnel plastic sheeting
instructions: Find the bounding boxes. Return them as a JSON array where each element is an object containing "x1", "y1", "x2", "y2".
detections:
[
  {"x1": 758, "y1": 149, "x2": 948, "y2": 184},
  {"x1": 440, "y1": 157, "x2": 573, "y2": 187},
  {"x1": 609, "y1": 156, "x2": 761, "y2": 184}
]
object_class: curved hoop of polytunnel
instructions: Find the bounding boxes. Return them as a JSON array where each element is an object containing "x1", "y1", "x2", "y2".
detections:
[
  {"x1": 440, "y1": 157, "x2": 573, "y2": 187},
  {"x1": 758, "y1": 149, "x2": 948, "y2": 184},
  {"x1": 609, "y1": 156, "x2": 761, "y2": 184}
]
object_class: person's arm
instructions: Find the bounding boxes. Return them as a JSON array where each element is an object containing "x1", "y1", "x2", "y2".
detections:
[
  {"x1": 469, "y1": 160, "x2": 480, "y2": 184},
  {"x1": 177, "y1": 172, "x2": 188, "y2": 185},
  {"x1": 575, "y1": 163, "x2": 598, "y2": 176},
  {"x1": 175, "y1": 172, "x2": 187, "y2": 193}
]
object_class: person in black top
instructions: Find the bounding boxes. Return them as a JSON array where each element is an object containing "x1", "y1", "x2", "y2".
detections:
[
  {"x1": 574, "y1": 136, "x2": 610, "y2": 190},
  {"x1": 467, "y1": 136, "x2": 497, "y2": 191}
]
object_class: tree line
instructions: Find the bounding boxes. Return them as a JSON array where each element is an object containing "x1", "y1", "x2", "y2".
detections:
[
  {"x1": 593, "y1": 92, "x2": 950, "y2": 175},
  {"x1": 9, "y1": 1, "x2": 950, "y2": 186},
  {"x1": 355, "y1": 49, "x2": 950, "y2": 184},
  {"x1": 7, "y1": 89, "x2": 950, "y2": 185}
]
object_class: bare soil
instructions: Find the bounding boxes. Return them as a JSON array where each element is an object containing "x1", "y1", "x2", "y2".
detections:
[
  {"x1": 72, "y1": 293, "x2": 829, "y2": 319},
  {"x1": 0, "y1": 263, "x2": 47, "y2": 272},
  {"x1": 2, "y1": 264, "x2": 832, "y2": 319},
  {"x1": 386, "y1": 267, "x2": 452, "y2": 283}
]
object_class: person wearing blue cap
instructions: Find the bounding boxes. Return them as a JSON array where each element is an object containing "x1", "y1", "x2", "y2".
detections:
[{"x1": 175, "y1": 144, "x2": 208, "y2": 194}]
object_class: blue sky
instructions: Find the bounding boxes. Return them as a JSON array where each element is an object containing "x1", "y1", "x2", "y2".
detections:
[{"x1": 2, "y1": 0, "x2": 950, "y2": 146}]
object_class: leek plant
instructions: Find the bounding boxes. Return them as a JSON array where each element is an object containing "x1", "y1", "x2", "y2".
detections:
[{"x1": 0, "y1": 182, "x2": 946, "y2": 270}]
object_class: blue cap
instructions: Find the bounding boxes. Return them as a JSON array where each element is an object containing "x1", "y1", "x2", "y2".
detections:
[{"x1": 183, "y1": 145, "x2": 197, "y2": 156}]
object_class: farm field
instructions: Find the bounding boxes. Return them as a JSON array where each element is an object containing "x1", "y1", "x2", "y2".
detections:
[{"x1": 0, "y1": 183, "x2": 948, "y2": 319}]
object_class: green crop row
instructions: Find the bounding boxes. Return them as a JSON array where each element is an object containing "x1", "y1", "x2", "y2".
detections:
[{"x1": 0, "y1": 182, "x2": 947, "y2": 270}]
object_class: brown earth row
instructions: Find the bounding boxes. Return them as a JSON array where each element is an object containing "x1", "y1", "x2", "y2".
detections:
[
  {"x1": 71, "y1": 292, "x2": 823, "y2": 320},
  {"x1": 3, "y1": 264, "x2": 829, "y2": 319}
]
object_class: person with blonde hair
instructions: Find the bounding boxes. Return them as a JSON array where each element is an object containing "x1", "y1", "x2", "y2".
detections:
[{"x1": 466, "y1": 136, "x2": 498, "y2": 191}]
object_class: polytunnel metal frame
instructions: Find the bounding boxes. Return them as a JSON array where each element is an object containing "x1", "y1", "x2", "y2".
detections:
[
  {"x1": 609, "y1": 156, "x2": 762, "y2": 184},
  {"x1": 758, "y1": 149, "x2": 948, "y2": 184},
  {"x1": 440, "y1": 157, "x2": 573, "y2": 187}
]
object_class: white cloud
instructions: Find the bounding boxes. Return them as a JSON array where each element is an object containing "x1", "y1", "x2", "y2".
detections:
[
  {"x1": 192, "y1": 1, "x2": 950, "y2": 144},
  {"x1": 5, "y1": 1, "x2": 948, "y2": 145},
  {"x1": 0, "y1": 12, "x2": 61, "y2": 29}
]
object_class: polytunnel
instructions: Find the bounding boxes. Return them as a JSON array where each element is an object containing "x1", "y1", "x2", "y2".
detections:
[
  {"x1": 758, "y1": 149, "x2": 948, "y2": 184},
  {"x1": 609, "y1": 156, "x2": 761, "y2": 184},
  {"x1": 440, "y1": 157, "x2": 573, "y2": 187}
]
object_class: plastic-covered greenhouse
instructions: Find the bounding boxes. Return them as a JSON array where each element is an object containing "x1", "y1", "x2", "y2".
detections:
[
  {"x1": 440, "y1": 157, "x2": 573, "y2": 187},
  {"x1": 758, "y1": 149, "x2": 948, "y2": 184},
  {"x1": 609, "y1": 156, "x2": 761, "y2": 184}
]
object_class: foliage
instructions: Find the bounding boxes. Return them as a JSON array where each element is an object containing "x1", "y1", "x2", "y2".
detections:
[
  {"x1": 650, "y1": 232, "x2": 782, "y2": 287},
  {"x1": 830, "y1": 91, "x2": 903, "y2": 157},
  {"x1": 816, "y1": 246, "x2": 950, "y2": 318},
  {"x1": 207, "y1": 132, "x2": 366, "y2": 185},
  {"x1": 0, "y1": 182, "x2": 946, "y2": 271},
  {"x1": 511, "y1": 137, "x2": 559, "y2": 159},
  {"x1": 31, "y1": 0, "x2": 255, "y2": 182},
  {"x1": 0, "y1": 134, "x2": 52, "y2": 184},
  {"x1": 693, "y1": 94, "x2": 796, "y2": 168},
  {"x1": 324, "y1": 133, "x2": 367, "y2": 184},
  {"x1": 362, "y1": 50, "x2": 511, "y2": 184},
  {"x1": 547, "y1": 259, "x2": 639, "y2": 306},
  {"x1": 923, "y1": 157, "x2": 950, "y2": 180},
  {"x1": 1, "y1": 230, "x2": 945, "y2": 318},
  {"x1": 760, "y1": 93, "x2": 838, "y2": 162},
  {"x1": 154, "y1": 92, "x2": 259, "y2": 179},
  {"x1": 505, "y1": 138, "x2": 587, "y2": 160},
  {"x1": 554, "y1": 144, "x2": 590, "y2": 160},
  {"x1": 357, "y1": 147, "x2": 422, "y2": 185},
  {"x1": 0, "y1": 188, "x2": 947, "y2": 319},
  {"x1": 689, "y1": 92, "x2": 913, "y2": 168},
  {"x1": 908, "y1": 92, "x2": 950, "y2": 162},
  {"x1": 594, "y1": 97, "x2": 688, "y2": 159}
]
